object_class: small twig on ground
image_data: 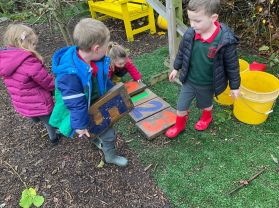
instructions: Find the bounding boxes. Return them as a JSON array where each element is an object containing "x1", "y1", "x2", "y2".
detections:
[
  {"x1": 41, "y1": 133, "x2": 48, "y2": 139},
  {"x1": 3, "y1": 161, "x2": 27, "y2": 188},
  {"x1": 126, "y1": 139, "x2": 134, "y2": 143},
  {"x1": 228, "y1": 167, "x2": 266, "y2": 195},
  {"x1": 144, "y1": 164, "x2": 153, "y2": 172},
  {"x1": 96, "y1": 198, "x2": 108, "y2": 205},
  {"x1": 153, "y1": 163, "x2": 158, "y2": 172},
  {"x1": 64, "y1": 189, "x2": 73, "y2": 202},
  {"x1": 40, "y1": 129, "x2": 47, "y2": 133}
]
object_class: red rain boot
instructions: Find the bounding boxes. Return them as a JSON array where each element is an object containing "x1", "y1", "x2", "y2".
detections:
[
  {"x1": 195, "y1": 110, "x2": 212, "y2": 131},
  {"x1": 165, "y1": 115, "x2": 188, "y2": 139}
]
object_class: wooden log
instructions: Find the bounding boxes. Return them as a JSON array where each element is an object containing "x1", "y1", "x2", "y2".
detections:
[
  {"x1": 149, "y1": 71, "x2": 169, "y2": 86},
  {"x1": 129, "y1": 97, "x2": 170, "y2": 122},
  {"x1": 88, "y1": 83, "x2": 134, "y2": 136}
]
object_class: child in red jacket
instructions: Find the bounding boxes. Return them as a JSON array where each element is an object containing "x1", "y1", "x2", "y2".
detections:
[{"x1": 107, "y1": 42, "x2": 142, "y2": 84}]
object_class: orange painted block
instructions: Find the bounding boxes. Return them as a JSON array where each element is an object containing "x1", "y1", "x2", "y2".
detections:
[
  {"x1": 136, "y1": 107, "x2": 176, "y2": 139},
  {"x1": 124, "y1": 81, "x2": 147, "y2": 96},
  {"x1": 131, "y1": 89, "x2": 157, "y2": 106},
  {"x1": 129, "y1": 97, "x2": 170, "y2": 122}
]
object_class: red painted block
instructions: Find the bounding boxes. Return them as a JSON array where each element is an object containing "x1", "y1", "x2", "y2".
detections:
[
  {"x1": 124, "y1": 81, "x2": 147, "y2": 96},
  {"x1": 136, "y1": 107, "x2": 176, "y2": 139},
  {"x1": 129, "y1": 97, "x2": 170, "y2": 122},
  {"x1": 131, "y1": 89, "x2": 157, "y2": 106}
]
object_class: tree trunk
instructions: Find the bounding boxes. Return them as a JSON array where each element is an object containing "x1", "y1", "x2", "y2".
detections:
[{"x1": 48, "y1": 0, "x2": 73, "y2": 45}]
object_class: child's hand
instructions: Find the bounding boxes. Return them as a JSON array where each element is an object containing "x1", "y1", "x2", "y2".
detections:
[
  {"x1": 76, "y1": 129, "x2": 90, "y2": 138},
  {"x1": 230, "y1": 89, "x2": 240, "y2": 99},
  {"x1": 137, "y1": 79, "x2": 142, "y2": 83},
  {"x1": 169, "y1": 70, "x2": 178, "y2": 82}
]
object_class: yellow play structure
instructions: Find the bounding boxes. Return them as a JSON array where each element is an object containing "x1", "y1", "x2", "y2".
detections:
[{"x1": 88, "y1": 0, "x2": 156, "y2": 42}]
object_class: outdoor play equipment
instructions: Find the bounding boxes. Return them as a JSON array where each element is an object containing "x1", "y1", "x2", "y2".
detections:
[
  {"x1": 233, "y1": 71, "x2": 279, "y2": 125},
  {"x1": 87, "y1": 0, "x2": 156, "y2": 42},
  {"x1": 214, "y1": 59, "x2": 249, "y2": 105},
  {"x1": 157, "y1": 15, "x2": 167, "y2": 30}
]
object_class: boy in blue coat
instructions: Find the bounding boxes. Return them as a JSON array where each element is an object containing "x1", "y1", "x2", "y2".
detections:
[{"x1": 49, "y1": 18, "x2": 128, "y2": 167}]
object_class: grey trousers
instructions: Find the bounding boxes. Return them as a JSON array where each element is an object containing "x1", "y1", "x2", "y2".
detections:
[
  {"x1": 92, "y1": 127, "x2": 116, "y2": 151},
  {"x1": 31, "y1": 115, "x2": 57, "y2": 141},
  {"x1": 177, "y1": 80, "x2": 214, "y2": 111}
]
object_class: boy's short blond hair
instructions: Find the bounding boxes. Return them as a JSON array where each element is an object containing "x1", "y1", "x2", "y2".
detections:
[
  {"x1": 73, "y1": 18, "x2": 110, "y2": 51},
  {"x1": 188, "y1": 0, "x2": 220, "y2": 16}
]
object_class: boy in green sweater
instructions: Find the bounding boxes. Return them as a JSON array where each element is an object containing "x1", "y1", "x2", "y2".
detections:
[{"x1": 166, "y1": 0, "x2": 240, "y2": 139}]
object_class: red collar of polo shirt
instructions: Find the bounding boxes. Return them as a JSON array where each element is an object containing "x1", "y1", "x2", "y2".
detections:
[
  {"x1": 194, "y1": 21, "x2": 221, "y2": 43},
  {"x1": 77, "y1": 49, "x2": 98, "y2": 77}
]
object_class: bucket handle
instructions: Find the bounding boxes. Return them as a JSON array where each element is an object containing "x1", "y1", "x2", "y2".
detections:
[
  {"x1": 240, "y1": 91, "x2": 278, "y2": 103},
  {"x1": 237, "y1": 94, "x2": 274, "y2": 115}
]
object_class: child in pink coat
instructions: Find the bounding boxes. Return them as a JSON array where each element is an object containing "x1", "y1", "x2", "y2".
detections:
[
  {"x1": 0, "y1": 24, "x2": 59, "y2": 144},
  {"x1": 107, "y1": 42, "x2": 142, "y2": 84}
]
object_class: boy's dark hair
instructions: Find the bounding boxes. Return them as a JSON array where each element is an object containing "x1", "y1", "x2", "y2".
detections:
[{"x1": 188, "y1": 0, "x2": 220, "y2": 16}]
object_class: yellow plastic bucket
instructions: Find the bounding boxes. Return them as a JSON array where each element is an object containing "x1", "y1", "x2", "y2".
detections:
[
  {"x1": 214, "y1": 59, "x2": 249, "y2": 105},
  {"x1": 233, "y1": 71, "x2": 279, "y2": 124},
  {"x1": 157, "y1": 15, "x2": 168, "y2": 30}
]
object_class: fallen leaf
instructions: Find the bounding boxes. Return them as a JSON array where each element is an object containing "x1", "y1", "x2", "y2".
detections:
[
  {"x1": 4, "y1": 195, "x2": 11, "y2": 202},
  {"x1": 97, "y1": 160, "x2": 105, "y2": 168},
  {"x1": 51, "y1": 169, "x2": 58, "y2": 175},
  {"x1": 271, "y1": 154, "x2": 278, "y2": 164},
  {"x1": 61, "y1": 161, "x2": 66, "y2": 169},
  {"x1": 0, "y1": 203, "x2": 6, "y2": 208},
  {"x1": 240, "y1": 180, "x2": 249, "y2": 185},
  {"x1": 157, "y1": 32, "x2": 166, "y2": 36},
  {"x1": 259, "y1": 45, "x2": 269, "y2": 51}
]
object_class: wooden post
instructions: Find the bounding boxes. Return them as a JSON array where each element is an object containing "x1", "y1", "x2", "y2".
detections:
[
  {"x1": 146, "y1": 0, "x2": 186, "y2": 84},
  {"x1": 166, "y1": 0, "x2": 182, "y2": 70},
  {"x1": 146, "y1": 0, "x2": 187, "y2": 37}
]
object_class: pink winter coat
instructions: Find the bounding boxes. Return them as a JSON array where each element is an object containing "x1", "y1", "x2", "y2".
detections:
[{"x1": 0, "y1": 48, "x2": 54, "y2": 117}]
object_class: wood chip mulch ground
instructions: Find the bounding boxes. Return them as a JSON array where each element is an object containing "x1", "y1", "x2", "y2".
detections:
[{"x1": 0, "y1": 18, "x2": 171, "y2": 208}]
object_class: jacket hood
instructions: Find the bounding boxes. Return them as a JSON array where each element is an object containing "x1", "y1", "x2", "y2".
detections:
[
  {"x1": 52, "y1": 46, "x2": 83, "y2": 77},
  {"x1": 220, "y1": 23, "x2": 239, "y2": 45},
  {"x1": 52, "y1": 46, "x2": 111, "y2": 95},
  {"x1": 0, "y1": 48, "x2": 33, "y2": 77}
]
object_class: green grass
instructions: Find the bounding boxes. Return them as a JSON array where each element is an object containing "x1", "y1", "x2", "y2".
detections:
[{"x1": 115, "y1": 47, "x2": 279, "y2": 207}]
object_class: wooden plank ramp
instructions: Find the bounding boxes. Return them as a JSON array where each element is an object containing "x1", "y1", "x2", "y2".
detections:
[{"x1": 125, "y1": 81, "x2": 176, "y2": 139}]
